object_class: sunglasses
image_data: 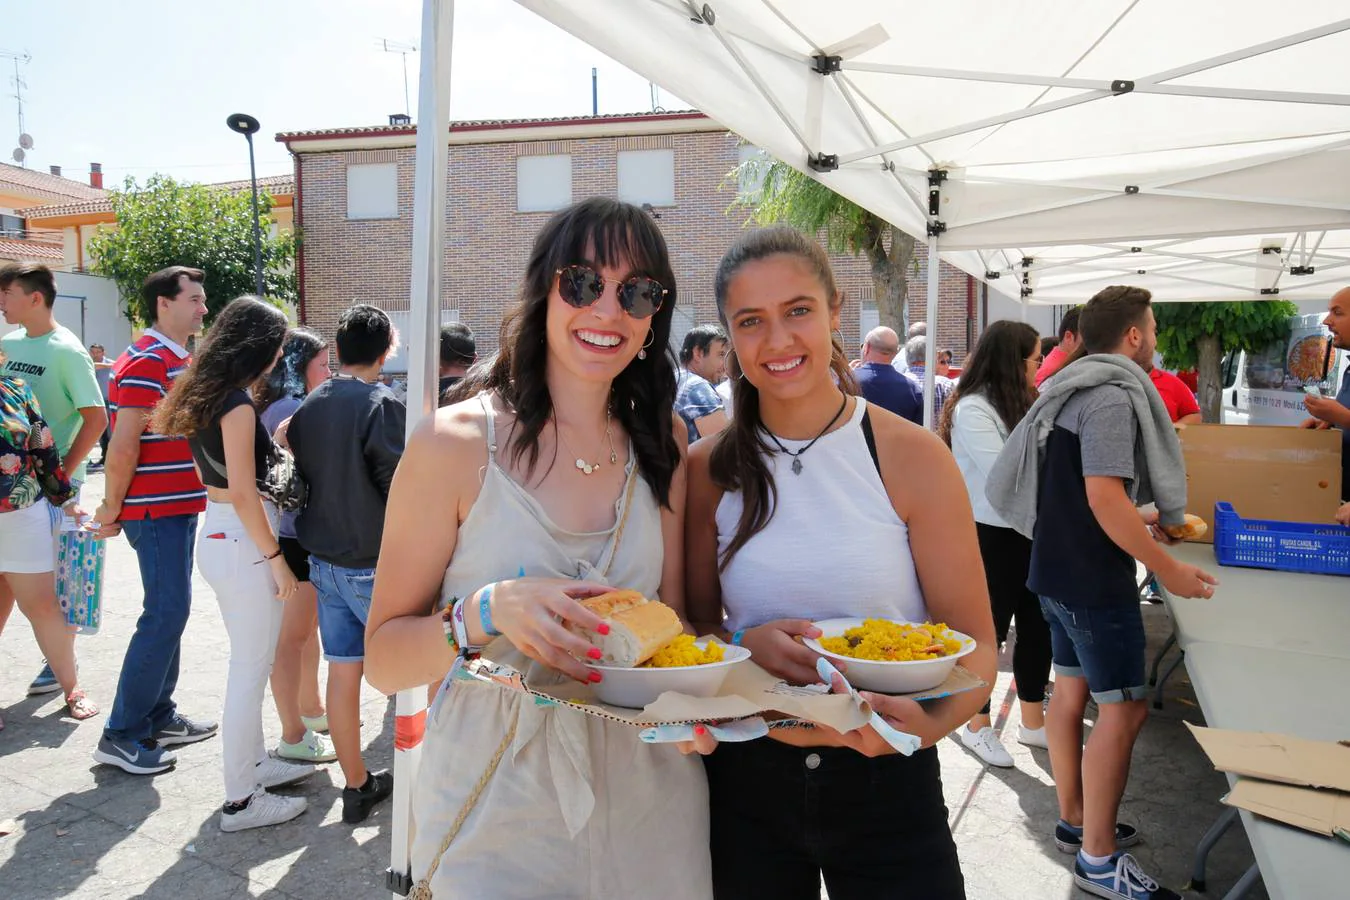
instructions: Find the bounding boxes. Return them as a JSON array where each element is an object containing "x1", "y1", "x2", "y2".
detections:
[{"x1": 556, "y1": 264, "x2": 667, "y2": 319}]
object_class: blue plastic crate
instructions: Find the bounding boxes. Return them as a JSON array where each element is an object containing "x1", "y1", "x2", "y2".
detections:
[{"x1": 1212, "y1": 502, "x2": 1350, "y2": 576}]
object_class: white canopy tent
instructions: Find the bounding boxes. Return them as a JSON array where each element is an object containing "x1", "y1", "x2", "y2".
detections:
[{"x1": 387, "y1": 1, "x2": 1350, "y2": 891}]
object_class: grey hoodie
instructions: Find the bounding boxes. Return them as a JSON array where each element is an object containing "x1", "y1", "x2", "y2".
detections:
[{"x1": 985, "y1": 354, "x2": 1187, "y2": 539}]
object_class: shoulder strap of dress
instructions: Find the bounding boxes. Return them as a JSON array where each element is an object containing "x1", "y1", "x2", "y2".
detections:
[
  {"x1": 860, "y1": 404, "x2": 882, "y2": 478},
  {"x1": 477, "y1": 392, "x2": 498, "y2": 461}
]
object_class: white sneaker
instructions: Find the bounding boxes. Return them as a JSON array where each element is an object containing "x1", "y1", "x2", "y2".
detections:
[
  {"x1": 1018, "y1": 725, "x2": 1050, "y2": 748},
  {"x1": 220, "y1": 787, "x2": 307, "y2": 833},
  {"x1": 959, "y1": 726, "x2": 1014, "y2": 767},
  {"x1": 276, "y1": 729, "x2": 337, "y2": 763},
  {"x1": 256, "y1": 755, "x2": 315, "y2": 790}
]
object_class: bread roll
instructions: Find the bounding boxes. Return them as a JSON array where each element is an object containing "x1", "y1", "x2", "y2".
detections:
[
  {"x1": 1163, "y1": 514, "x2": 1208, "y2": 541},
  {"x1": 571, "y1": 592, "x2": 683, "y2": 667}
]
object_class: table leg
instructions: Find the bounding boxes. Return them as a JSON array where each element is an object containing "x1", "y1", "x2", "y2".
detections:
[
  {"x1": 1149, "y1": 629, "x2": 1178, "y2": 687},
  {"x1": 1190, "y1": 805, "x2": 1239, "y2": 892},
  {"x1": 1153, "y1": 649, "x2": 1186, "y2": 710},
  {"x1": 1220, "y1": 862, "x2": 1262, "y2": 900}
]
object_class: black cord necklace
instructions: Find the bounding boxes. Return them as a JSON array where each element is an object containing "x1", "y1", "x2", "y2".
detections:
[{"x1": 764, "y1": 392, "x2": 849, "y2": 475}]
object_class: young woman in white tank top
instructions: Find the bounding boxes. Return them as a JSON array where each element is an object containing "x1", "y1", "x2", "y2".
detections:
[
  {"x1": 686, "y1": 227, "x2": 998, "y2": 899},
  {"x1": 364, "y1": 199, "x2": 714, "y2": 899}
]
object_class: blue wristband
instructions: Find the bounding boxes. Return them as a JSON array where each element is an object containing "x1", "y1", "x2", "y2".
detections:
[
  {"x1": 731, "y1": 629, "x2": 745, "y2": 646},
  {"x1": 479, "y1": 584, "x2": 500, "y2": 637}
]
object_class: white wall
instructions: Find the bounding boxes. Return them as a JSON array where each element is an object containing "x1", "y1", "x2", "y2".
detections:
[{"x1": 0, "y1": 271, "x2": 132, "y2": 353}]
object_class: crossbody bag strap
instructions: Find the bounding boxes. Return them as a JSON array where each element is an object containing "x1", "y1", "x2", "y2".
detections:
[{"x1": 198, "y1": 444, "x2": 230, "y2": 481}]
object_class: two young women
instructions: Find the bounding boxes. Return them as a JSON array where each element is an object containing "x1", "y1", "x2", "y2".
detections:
[{"x1": 365, "y1": 199, "x2": 996, "y2": 899}]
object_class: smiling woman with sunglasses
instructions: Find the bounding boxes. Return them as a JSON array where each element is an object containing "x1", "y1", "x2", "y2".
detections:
[{"x1": 365, "y1": 197, "x2": 713, "y2": 899}]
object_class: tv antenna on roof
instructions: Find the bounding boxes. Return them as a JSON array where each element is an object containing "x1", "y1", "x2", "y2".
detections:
[
  {"x1": 1, "y1": 49, "x2": 33, "y2": 167},
  {"x1": 377, "y1": 39, "x2": 418, "y2": 118}
]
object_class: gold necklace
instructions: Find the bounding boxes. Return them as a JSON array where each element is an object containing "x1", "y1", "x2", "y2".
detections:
[{"x1": 556, "y1": 411, "x2": 618, "y2": 475}]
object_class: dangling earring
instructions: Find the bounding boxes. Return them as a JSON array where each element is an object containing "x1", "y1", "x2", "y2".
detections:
[
  {"x1": 637, "y1": 329, "x2": 655, "y2": 360},
  {"x1": 726, "y1": 347, "x2": 746, "y2": 381}
]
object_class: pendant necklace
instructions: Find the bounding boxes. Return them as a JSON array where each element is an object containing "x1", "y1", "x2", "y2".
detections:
[
  {"x1": 556, "y1": 411, "x2": 618, "y2": 476},
  {"x1": 764, "y1": 393, "x2": 849, "y2": 475}
]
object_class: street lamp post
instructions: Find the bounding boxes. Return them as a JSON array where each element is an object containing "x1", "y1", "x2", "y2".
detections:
[{"x1": 226, "y1": 113, "x2": 265, "y2": 298}]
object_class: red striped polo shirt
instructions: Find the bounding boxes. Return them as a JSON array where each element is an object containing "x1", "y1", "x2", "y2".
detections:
[{"x1": 109, "y1": 331, "x2": 207, "y2": 520}]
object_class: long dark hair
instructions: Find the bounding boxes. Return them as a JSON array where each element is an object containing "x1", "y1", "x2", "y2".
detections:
[
  {"x1": 154, "y1": 296, "x2": 289, "y2": 438},
  {"x1": 255, "y1": 327, "x2": 327, "y2": 409},
  {"x1": 708, "y1": 226, "x2": 857, "y2": 569},
  {"x1": 937, "y1": 320, "x2": 1039, "y2": 445},
  {"x1": 446, "y1": 197, "x2": 681, "y2": 507}
]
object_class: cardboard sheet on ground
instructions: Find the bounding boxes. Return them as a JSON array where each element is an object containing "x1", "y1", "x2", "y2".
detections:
[
  {"x1": 461, "y1": 655, "x2": 985, "y2": 732},
  {"x1": 1224, "y1": 780, "x2": 1350, "y2": 842},
  {"x1": 1186, "y1": 723, "x2": 1350, "y2": 791}
]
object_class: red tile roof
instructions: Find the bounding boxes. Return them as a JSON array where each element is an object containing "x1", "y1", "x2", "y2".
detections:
[
  {"x1": 19, "y1": 173, "x2": 295, "y2": 220},
  {"x1": 0, "y1": 237, "x2": 65, "y2": 261},
  {"x1": 0, "y1": 162, "x2": 106, "y2": 203},
  {"x1": 276, "y1": 109, "x2": 709, "y2": 142}
]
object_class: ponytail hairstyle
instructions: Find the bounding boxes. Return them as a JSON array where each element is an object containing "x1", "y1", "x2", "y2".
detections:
[
  {"x1": 708, "y1": 226, "x2": 856, "y2": 569},
  {"x1": 937, "y1": 320, "x2": 1039, "y2": 446},
  {"x1": 445, "y1": 197, "x2": 681, "y2": 507}
]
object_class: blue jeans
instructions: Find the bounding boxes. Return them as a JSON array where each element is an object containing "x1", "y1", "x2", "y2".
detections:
[
  {"x1": 104, "y1": 513, "x2": 198, "y2": 742},
  {"x1": 310, "y1": 558, "x2": 374, "y2": 663},
  {"x1": 1039, "y1": 596, "x2": 1148, "y2": 704}
]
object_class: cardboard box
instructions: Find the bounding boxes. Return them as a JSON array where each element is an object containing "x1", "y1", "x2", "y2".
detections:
[
  {"x1": 1177, "y1": 425, "x2": 1342, "y2": 543},
  {"x1": 1225, "y1": 780, "x2": 1350, "y2": 842}
]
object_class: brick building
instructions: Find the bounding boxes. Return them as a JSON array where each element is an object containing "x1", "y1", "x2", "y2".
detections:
[{"x1": 277, "y1": 111, "x2": 987, "y2": 371}]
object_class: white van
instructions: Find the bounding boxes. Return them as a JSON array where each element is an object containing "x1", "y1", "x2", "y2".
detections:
[{"x1": 1221, "y1": 313, "x2": 1346, "y2": 426}]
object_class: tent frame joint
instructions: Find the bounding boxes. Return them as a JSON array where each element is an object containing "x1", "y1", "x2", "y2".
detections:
[
  {"x1": 385, "y1": 866, "x2": 412, "y2": 896},
  {"x1": 1111, "y1": 79, "x2": 1135, "y2": 95},
  {"x1": 1259, "y1": 287, "x2": 1281, "y2": 295},
  {"x1": 927, "y1": 220, "x2": 946, "y2": 237},
  {"x1": 1290, "y1": 265, "x2": 1316, "y2": 276},
  {"x1": 687, "y1": 3, "x2": 715, "y2": 25},
  {"x1": 812, "y1": 54, "x2": 842, "y2": 75},
  {"x1": 808, "y1": 153, "x2": 839, "y2": 172},
  {"x1": 1124, "y1": 185, "x2": 1140, "y2": 195}
]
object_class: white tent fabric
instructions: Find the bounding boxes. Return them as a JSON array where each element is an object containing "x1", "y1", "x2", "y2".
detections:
[{"x1": 391, "y1": 0, "x2": 1349, "y2": 891}]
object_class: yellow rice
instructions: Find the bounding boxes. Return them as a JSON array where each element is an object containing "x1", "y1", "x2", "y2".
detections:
[
  {"x1": 641, "y1": 634, "x2": 726, "y2": 668},
  {"x1": 818, "y1": 619, "x2": 962, "y2": 662}
]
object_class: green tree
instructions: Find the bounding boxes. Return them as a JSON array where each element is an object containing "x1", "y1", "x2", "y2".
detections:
[
  {"x1": 1154, "y1": 300, "x2": 1297, "y2": 422},
  {"x1": 89, "y1": 174, "x2": 297, "y2": 326},
  {"x1": 731, "y1": 155, "x2": 916, "y2": 335}
]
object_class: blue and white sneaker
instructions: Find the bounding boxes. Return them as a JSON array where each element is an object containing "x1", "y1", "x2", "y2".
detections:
[
  {"x1": 28, "y1": 662, "x2": 61, "y2": 696},
  {"x1": 1075, "y1": 852, "x2": 1181, "y2": 900},
  {"x1": 152, "y1": 714, "x2": 219, "y2": 746},
  {"x1": 1055, "y1": 819, "x2": 1141, "y2": 853},
  {"x1": 93, "y1": 736, "x2": 178, "y2": 775}
]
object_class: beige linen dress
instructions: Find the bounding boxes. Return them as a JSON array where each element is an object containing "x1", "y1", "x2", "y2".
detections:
[{"x1": 410, "y1": 394, "x2": 712, "y2": 899}]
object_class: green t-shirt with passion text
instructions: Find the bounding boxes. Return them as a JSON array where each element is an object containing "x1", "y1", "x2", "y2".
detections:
[{"x1": 1, "y1": 325, "x2": 104, "y2": 483}]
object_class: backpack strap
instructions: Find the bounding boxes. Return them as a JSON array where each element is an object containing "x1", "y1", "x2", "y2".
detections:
[{"x1": 860, "y1": 407, "x2": 882, "y2": 478}]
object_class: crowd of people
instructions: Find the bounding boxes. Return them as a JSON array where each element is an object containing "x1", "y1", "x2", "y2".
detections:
[{"x1": 4, "y1": 213, "x2": 1348, "y2": 898}]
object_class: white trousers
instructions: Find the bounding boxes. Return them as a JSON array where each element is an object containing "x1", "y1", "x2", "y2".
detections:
[{"x1": 196, "y1": 500, "x2": 282, "y2": 802}]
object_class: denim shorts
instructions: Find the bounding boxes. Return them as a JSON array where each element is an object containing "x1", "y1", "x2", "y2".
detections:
[
  {"x1": 1039, "y1": 596, "x2": 1148, "y2": 704},
  {"x1": 310, "y1": 558, "x2": 375, "y2": 663}
]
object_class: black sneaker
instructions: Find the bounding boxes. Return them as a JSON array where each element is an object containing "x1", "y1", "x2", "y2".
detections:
[
  {"x1": 93, "y1": 735, "x2": 178, "y2": 775},
  {"x1": 153, "y1": 714, "x2": 219, "y2": 746},
  {"x1": 342, "y1": 768, "x2": 393, "y2": 824},
  {"x1": 1056, "y1": 819, "x2": 1141, "y2": 853}
]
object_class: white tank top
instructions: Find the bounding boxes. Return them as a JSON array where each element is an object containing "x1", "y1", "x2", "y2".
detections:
[{"x1": 716, "y1": 399, "x2": 929, "y2": 631}]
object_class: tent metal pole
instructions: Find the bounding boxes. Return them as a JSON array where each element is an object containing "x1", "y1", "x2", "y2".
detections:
[
  {"x1": 695, "y1": 15, "x2": 813, "y2": 154},
  {"x1": 1143, "y1": 18, "x2": 1350, "y2": 84},
  {"x1": 390, "y1": 0, "x2": 454, "y2": 896},
  {"x1": 924, "y1": 236, "x2": 939, "y2": 429}
]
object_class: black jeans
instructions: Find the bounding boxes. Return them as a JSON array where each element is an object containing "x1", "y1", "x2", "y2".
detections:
[
  {"x1": 704, "y1": 740, "x2": 965, "y2": 900},
  {"x1": 976, "y1": 523, "x2": 1053, "y2": 713}
]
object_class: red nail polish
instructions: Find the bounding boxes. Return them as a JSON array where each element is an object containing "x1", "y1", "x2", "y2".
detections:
[
  {"x1": 597, "y1": 623, "x2": 611, "y2": 636},
  {"x1": 694, "y1": 725, "x2": 707, "y2": 736},
  {"x1": 587, "y1": 647, "x2": 603, "y2": 660},
  {"x1": 588, "y1": 671, "x2": 603, "y2": 683}
]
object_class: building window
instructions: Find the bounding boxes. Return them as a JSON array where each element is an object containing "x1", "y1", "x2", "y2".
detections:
[
  {"x1": 737, "y1": 145, "x2": 770, "y2": 199},
  {"x1": 0, "y1": 213, "x2": 25, "y2": 239},
  {"x1": 346, "y1": 162, "x2": 398, "y2": 219},
  {"x1": 517, "y1": 154, "x2": 572, "y2": 212},
  {"x1": 617, "y1": 149, "x2": 675, "y2": 207}
]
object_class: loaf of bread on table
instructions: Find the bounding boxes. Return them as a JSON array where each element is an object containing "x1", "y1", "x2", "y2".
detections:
[
  {"x1": 1163, "y1": 514, "x2": 1208, "y2": 540},
  {"x1": 568, "y1": 590, "x2": 683, "y2": 667}
]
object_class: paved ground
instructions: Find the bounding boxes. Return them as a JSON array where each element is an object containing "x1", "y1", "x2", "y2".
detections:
[{"x1": 1, "y1": 474, "x2": 1268, "y2": 899}]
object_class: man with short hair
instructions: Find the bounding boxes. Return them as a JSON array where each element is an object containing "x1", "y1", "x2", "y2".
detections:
[
  {"x1": 891, "y1": 320, "x2": 927, "y2": 372},
  {"x1": 89, "y1": 343, "x2": 114, "y2": 468},
  {"x1": 0, "y1": 262, "x2": 108, "y2": 695},
  {"x1": 288, "y1": 304, "x2": 402, "y2": 824},
  {"x1": 438, "y1": 322, "x2": 476, "y2": 406},
  {"x1": 903, "y1": 334, "x2": 956, "y2": 430},
  {"x1": 91, "y1": 266, "x2": 215, "y2": 775},
  {"x1": 999, "y1": 285, "x2": 1216, "y2": 900},
  {"x1": 675, "y1": 324, "x2": 729, "y2": 441},
  {"x1": 1036, "y1": 306, "x2": 1082, "y2": 388},
  {"x1": 1302, "y1": 286, "x2": 1350, "y2": 500},
  {"x1": 853, "y1": 326, "x2": 922, "y2": 424}
]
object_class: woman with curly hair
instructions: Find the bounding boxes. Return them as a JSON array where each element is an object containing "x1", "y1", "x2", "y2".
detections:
[{"x1": 154, "y1": 296, "x2": 312, "y2": 832}]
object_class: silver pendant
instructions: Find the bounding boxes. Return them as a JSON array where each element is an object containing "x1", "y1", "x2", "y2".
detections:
[
  {"x1": 790, "y1": 457, "x2": 803, "y2": 475},
  {"x1": 576, "y1": 458, "x2": 597, "y2": 475}
]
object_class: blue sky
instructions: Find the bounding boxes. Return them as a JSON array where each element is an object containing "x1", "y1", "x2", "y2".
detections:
[{"x1": 2, "y1": 0, "x2": 685, "y2": 187}]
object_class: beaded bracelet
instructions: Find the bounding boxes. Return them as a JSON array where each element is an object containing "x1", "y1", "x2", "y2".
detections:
[{"x1": 441, "y1": 599, "x2": 462, "y2": 655}]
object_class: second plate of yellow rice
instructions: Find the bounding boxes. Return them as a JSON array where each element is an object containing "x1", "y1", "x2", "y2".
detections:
[{"x1": 804, "y1": 618, "x2": 976, "y2": 694}]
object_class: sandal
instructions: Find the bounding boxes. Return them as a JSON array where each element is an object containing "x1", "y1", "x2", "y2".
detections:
[{"x1": 65, "y1": 690, "x2": 100, "y2": 721}]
